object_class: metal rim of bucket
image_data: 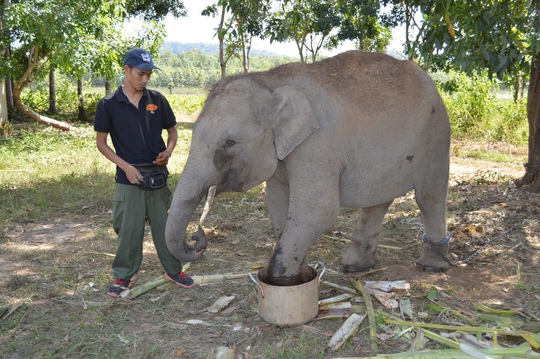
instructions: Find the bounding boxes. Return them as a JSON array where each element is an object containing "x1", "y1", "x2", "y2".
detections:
[{"x1": 248, "y1": 262, "x2": 326, "y2": 298}]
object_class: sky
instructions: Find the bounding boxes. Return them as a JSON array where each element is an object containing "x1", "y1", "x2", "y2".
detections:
[{"x1": 162, "y1": 0, "x2": 406, "y2": 58}]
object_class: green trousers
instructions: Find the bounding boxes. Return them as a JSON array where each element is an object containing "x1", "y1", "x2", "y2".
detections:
[{"x1": 111, "y1": 184, "x2": 183, "y2": 280}]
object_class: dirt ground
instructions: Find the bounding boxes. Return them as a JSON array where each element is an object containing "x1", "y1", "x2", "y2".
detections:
[{"x1": 1, "y1": 147, "x2": 540, "y2": 358}]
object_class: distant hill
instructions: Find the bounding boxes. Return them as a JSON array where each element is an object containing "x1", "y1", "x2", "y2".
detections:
[
  {"x1": 162, "y1": 42, "x2": 218, "y2": 55},
  {"x1": 161, "y1": 42, "x2": 286, "y2": 57}
]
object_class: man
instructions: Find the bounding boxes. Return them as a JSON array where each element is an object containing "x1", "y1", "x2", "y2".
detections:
[{"x1": 94, "y1": 47, "x2": 194, "y2": 297}]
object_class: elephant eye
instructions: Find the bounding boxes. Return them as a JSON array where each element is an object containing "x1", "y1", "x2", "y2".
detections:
[{"x1": 224, "y1": 139, "x2": 236, "y2": 148}]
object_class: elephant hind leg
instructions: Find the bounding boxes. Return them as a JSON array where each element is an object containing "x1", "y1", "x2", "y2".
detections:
[
  {"x1": 340, "y1": 201, "x2": 393, "y2": 273},
  {"x1": 415, "y1": 178, "x2": 450, "y2": 273}
]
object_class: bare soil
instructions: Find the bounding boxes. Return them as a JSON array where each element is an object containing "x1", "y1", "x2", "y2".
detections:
[{"x1": 1, "y1": 143, "x2": 540, "y2": 358}]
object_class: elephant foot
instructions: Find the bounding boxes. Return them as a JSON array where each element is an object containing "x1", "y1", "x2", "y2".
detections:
[
  {"x1": 415, "y1": 262, "x2": 448, "y2": 273},
  {"x1": 265, "y1": 263, "x2": 311, "y2": 286},
  {"x1": 339, "y1": 261, "x2": 378, "y2": 273},
  {"x1": 266, "y1": 273, "x2": 304, "y2": 286},
  {"x1": 415, "y1": 234, "x2": 451, "y2": 273},
  {"x1": 341, "y1": 246, "x2": 378, "y2": 273}
]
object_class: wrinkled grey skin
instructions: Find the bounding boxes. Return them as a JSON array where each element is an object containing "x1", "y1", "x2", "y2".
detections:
[{"x1": 165, "y1": 51, "x2": 451, "y2": 286}]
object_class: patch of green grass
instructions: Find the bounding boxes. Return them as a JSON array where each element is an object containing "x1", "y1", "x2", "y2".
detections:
[
  {"x1": 456, "y1": 149, "x2": 522, "y2": 164},
  {"x1": 0, "y1": 123, "x2": 193, "y2": 224}
]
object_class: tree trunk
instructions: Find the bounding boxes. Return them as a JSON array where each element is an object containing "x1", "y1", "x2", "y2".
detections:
[
  {"x1": 405, "y1": 3, "x2": 412, "y2": 61},
  {"x1": 77, "y1": 78, "x2": 86, "y2": 122},
  {"x1": 0, "y1": 80, "x2": 7, "y2": 135},
  {"x1": 5, "y1": 48, "x2": 14, "y2": 119},
  {"x1": 513, "y1": 75, "x2": 519, "y2": 103},
  {"x1": 218, "y1": 4, "x2": 227, "y2": 78},
  {"x1": 1, "y1": 0, "x2": 12, "y2": 126},
  {"x1": 105, "y1": 79, "x2": 111, "y2": 94},
  {"x1": 48, "y1": 69, "x2": 56, "y2": 114},
  {"x1": 519, "y1": 0, "x2": 540, "y2": 191},
  {"x1": 519, "y1": 50, "x2": 540, "y2": 191},
  {"x1": 6, "y1": 77, "x2": 13, "y2": 119}
]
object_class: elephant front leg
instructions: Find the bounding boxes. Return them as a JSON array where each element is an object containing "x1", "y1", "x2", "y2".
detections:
[
  {"x1": 267, "y1": 196, "x2": 340, "y2": 285},
  {"x1": 268, "y1": 228, "x2": 320, "y2": 286},
  {"x1": 340, "y1": 201, "x2": 393, "y2": 273},
  {"x1": 265, "y1": 173, "x2": 289, "y2": 242}
]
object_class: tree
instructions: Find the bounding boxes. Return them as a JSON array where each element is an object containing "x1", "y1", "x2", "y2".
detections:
[
  {"x1": 391, "y1": 0, "x2": 540, "y2": 191},
  {"x1": 268, "y1": 0, "x2": 341, "y2": 63},
  {"x1": 332, "y1": 0, "x2": 391, "y2": 52},
  {"x1": 203, "y1": 0, "x2": 271, "y2": 77},
  {"x1": 1, "y1": 0, "x2": 127, "y2": 130},
  {"x1": 125, "y1": 0, "x2": 186, "y2": 20},
  {"x1": 1, "y1": 0, "x2": 184, "y2": 129},
  {"x1": 227, "y1": 0, "x2": 272, "y2": 73}
]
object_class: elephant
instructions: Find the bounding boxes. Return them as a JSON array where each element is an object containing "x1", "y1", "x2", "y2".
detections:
[{"x1": 165, "y1": 50, "x2": 451, "y2": 286}]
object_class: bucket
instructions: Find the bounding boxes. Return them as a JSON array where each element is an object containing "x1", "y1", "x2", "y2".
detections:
[{"x1": 249, "y1": 263, "x2": 325, "y2": 326}]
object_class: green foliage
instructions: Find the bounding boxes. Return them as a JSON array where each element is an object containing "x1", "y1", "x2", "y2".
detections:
[
  {"x1": 333, "y1": 0, "x2": 392, "y2": 52},
  {"x1": 167, "y1": 95, "x2": 207, "y2": 115},
  {"x1": 491, "y1": 97, "x2": 528, "y2": 145},
  {"x1": 125, "y1": 0, "x2": 187, "y2": 21},
  {"x1": 436, "y1": 71, "x2": 527, "y2": 145},
  {"x1": 402, "y1": 0, "x2": 536, "y2": 82},
  {"x1": 438, "y1": 71, "x2": 497, "y2": 137},
  {"x1": 267, "y1": 0, "x2": 343, "y2": 62}
]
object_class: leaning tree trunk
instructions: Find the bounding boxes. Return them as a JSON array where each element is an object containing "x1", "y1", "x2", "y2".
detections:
[
  {"x1": 13, "y1": 54, "x2": 70, "y2": 131},
  {"x1": 520, "y1": 50, "x2": 540, "y2": 192}
]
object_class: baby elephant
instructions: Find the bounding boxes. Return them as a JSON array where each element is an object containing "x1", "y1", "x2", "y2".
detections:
[{"x1": 166, "y1": 51, "x2": 451, "y2": 286}]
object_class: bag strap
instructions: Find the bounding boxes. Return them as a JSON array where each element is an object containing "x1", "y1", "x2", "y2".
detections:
[{"x1": 137, "y1": 90, "x2": 158, "y2": 156}]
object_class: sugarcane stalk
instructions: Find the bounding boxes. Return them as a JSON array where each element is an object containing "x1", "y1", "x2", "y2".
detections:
[
  {"x1": 422, "y1": 328, "x2": 460, "y2": 349},
  {"x1": 351, "y1": 279, "x2": 378, "y2": 351},
  {"x1": 321, "y1": 280, "x2": 357, "y2": 294},
  {"x1": 384, "y1": 317, "x2": 540, "y2": 349},
  {"x1": 332, "y1": 344, "x2": 540, "y2": 359},
  {"x1": 121, "y1": 271, "x2": 256, "y2": 299},
  {"x1": 383, "y1": 317, "x2": 523, "y2": 337},
  {"x1": 121, "y1": 276, "x2": 169, "y2": 298},
  {"x1": 326, "y1": 312, "x2": 367, "y2": 353},
  {"x1": 319, "y1": 293, "x2": 355, "y2": 306},
  {"x1": 194, "y1": 272, "x2": 255, "y2": 284}
]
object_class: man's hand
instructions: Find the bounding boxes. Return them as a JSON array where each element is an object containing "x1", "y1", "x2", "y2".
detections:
[
  {"x1": 125, "y1": 165, "x2": 144, "y2": 185},
  {"x1": 153, "y1": 151, "x2": 171, "y2": 166}
]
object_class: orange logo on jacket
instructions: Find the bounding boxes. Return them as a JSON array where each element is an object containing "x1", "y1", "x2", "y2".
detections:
[{"x1": 146, "y1": 104, "x2": 158, "y2": 111}]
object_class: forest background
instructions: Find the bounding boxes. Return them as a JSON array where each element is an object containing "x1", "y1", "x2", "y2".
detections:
[{"x1": 1, "y1": 0, "x2": 538, "y2": 152}]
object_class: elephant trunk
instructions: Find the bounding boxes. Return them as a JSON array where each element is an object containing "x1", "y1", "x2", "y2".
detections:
[{"x1": 165, "y1": 182, "x2": 210, "y2": 263}]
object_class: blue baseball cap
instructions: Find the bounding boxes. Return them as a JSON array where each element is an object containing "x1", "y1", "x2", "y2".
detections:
[{"x1": 124, "y1": 48, "x2": 160, "y2": 70}]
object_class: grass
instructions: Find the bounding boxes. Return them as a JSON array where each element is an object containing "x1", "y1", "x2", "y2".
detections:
[{"x1": 1, "y1": 120, "x2": 540, "y2": 358}]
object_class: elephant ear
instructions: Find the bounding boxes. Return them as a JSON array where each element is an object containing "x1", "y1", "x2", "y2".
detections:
[{"x1": 272, "y1": 86, "x2": 320, "y2": 160}]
